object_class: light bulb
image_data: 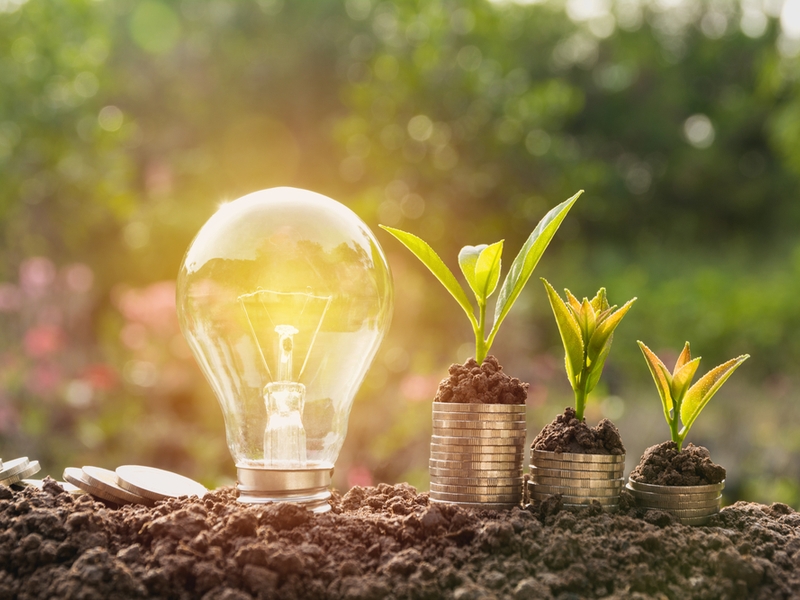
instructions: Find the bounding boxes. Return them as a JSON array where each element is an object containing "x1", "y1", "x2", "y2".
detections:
[{"x1": 176, "y1": 187, "x2": 393, "y2": 512}]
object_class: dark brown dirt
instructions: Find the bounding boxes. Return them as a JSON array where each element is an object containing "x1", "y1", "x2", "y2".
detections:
[
  {"x1": 531, "y1": 407, "x2": 626, "y2": 455},
  {"x1": 433, "y1": 356, "x2": 528, "y2": 404},
  {"x1": 1, "y1": 477, "x2": 800, "y2": 599},
  {"x1": 630, "y1": 441, "x2": 727, "y2": 486}
]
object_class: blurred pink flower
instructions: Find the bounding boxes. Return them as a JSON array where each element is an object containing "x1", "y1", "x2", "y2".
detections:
[
  {"x1": 81, "y1": 363, "x2": 119, "y2": 391},
  {"x1": 114, "y1": 281, "x2": 178, "y2": 333},
  {"x1": 0, "y1": 283, "x2": 21, "y2": 312},
  {"x1": 400, "y1": 373, "x2": 439, "y2": 402},
  {"x1": 25, "y1": 363, "x2": 62, "y2": 395},
  {"x1": 347, "y1": 465, "x2": 373, "y2": 488},
  {"x1": 19, "y1": 257, "x2": 56, "y2": 297},
  {"x1": 23, "y1": 325, "x2": 64, "y2": 358},
  {"x1": 63, "y1": 263, "x2": 94, "y2": 293}
]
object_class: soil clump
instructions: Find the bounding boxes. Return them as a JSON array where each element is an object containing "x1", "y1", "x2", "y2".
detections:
[
  {"x1": 1, "y1": 477, "x2": 798, "y2": 599},
  {"x1": 433, "y1": 356, "x2": 528, "y2": 404},
  {"x1": 531, "y1": 407, "x2": 625, "y2": 455},
  {"x1": 630, "y1": 441, "x2": 726, "y2": 486}
]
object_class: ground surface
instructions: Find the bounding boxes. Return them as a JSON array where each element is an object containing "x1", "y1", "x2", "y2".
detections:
[{"x1": 0, "y1": 478, "x2": 799, "y2": 599}]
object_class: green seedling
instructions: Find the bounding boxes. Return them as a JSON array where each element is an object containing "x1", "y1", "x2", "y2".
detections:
[
  {"x1": 380, "y1": 190, "x2": 582, "y2": 364},
  {"x1": 638, "y1": 341, "x2": 749, "y2": 452},
  {"x1": 542, "y1": 280, "x2": 636, "y2": 421}
]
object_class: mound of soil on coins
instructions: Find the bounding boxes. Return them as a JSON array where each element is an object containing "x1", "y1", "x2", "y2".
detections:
[
  {"x1": 531, "y1": 407, "x2": 625, "y2": 455},
  {"x1": 433, "y1": 356, "x2": 528, "y2": 404},
  {"x1": 629, "y1": 441, "x2": 726, "y2": 486},
  {"x1": 1, "y1": 477, "x2": 799, "y2": 599}
]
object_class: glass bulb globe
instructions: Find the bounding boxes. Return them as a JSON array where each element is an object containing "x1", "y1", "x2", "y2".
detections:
[{"x1": 176, "y1": 187, "x2": 393, "y2": 512}]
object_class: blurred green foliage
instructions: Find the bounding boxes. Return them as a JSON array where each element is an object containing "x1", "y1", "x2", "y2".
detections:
[{"x1": 1, "y1": 0, "x2": 800, "y2": 506}]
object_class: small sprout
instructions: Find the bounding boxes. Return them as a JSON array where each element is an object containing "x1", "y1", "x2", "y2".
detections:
[
  {"x1": 638, "y1": 341, "x2": 749, "y2": 452},
  {"x1": 380, "y1": 190, "x2": 582, "y2": 364},
  {"x1": 542, "y1": 280, "x2": 636, "y2": 421}
]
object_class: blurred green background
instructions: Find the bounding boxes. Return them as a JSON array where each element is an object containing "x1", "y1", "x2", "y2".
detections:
[{"x1": 2, "y1": 0, "x2": 800, "y2": 507}]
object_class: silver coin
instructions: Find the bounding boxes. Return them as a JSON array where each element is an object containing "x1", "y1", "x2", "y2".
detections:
[
  {"x1": 429, "y1": 498, "x2": 519, "y2": 510},
  {"x1": 431, "y1": 482, "x2": 522, "y2": 493},
  {"x1": 432, "y1": 419, "x2": 526, "y2": 430},
  {"x1": 624, "y1": 483, "x2": 721, "y2": 502},
  {"x1": 429, "y1": 491, "x2": 522, "y2": 503},
  {"x1": 531, "y1": 449, "x2": 625, "y2": 464},
  {"x1": 430, "y1": 451, "x2": 520, "y2": 462},
  {"x1": 529, "y1": 482, "x2": 622, "y2": 498},
  {"x1": 430, "y1": 466, "x2": 522, "y2": 478},
  {"x1": 627, "y1": 478, "x2": 724, "y2": 494},
  {"x1": 529, "y1": 491, "x2": 619, "y2": 506},
  {"x1": 432, "y1": 427, "x2": 527, "y2": 439},
  {"x1": 633, "y1": 498, "x2": 721, "y2": 511},
  {"x1": 432, "y1": 411, "x2": 527, "y2": 422},
  {"x1": 432, "y1": 402, "x2": 526, "y2": 413},
  {"x1": 82, "y1": 466, "x2": 153, "y2": 506},
  {"x1": 431, "y1": 475, "x2": 523, "y2": 487},
  {"x1": 531, "y1": 466, "x2": 623, "y2": 480},
  {"x1": 0, "y1": 457, "x2": 30, "y2": 481},
  {"x1": 530, "y1": 458, "x2": 626, "y2": 473},
  {"x1": 431, "y1": 441, "x2": 523, "y2": 454},
  {"x1": 657, "y1": 506, "x2": 720, "y2": 518},
  {"x1": 428, "y1": 459, "x2": 522, "y2": 473},
  {"x1": 116, "y1": 465, "x2": 207, "y2": 501},
  {"x1": 1, "y1": 461, "x2": 40, "y2": 486},
  {"x1": 532, "y1": 475, "x2": 624, "y2": 489},
  {"x1": 432, "y1": 434, "x2": 525, "y2": 445},
  {"x1": 64, "y1": 467, "x2": 124, "y2": 505}
]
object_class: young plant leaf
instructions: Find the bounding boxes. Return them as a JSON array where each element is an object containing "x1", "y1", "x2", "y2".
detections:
[
  {"x1": 679, "y1": 354, "x2": 749, "y2": 437},
  {"x1": 488, "y1": 190, "x2": 582, "y2": 342},
  {"x1": 638, "y1": 341, "x2": 674, "y2": 423},
  {"x1": 586, "y1": 298, "x2": 637, "y2": 364},
  {"x1": 565, "y1": 289, "x2": 582, "y2": 313},
  {"x1": 670, "y1": 356, "x2": 701, "y2": 403},
  {"x1": 674, "y1": 342, "x2": 693, "y2": 372},
  {"x1": 458, "y1": 245, "x2": 486, "y2": 299},
  {"x1": 473, "y1": 241, "x2": 504, "y2": 302},
  {"x1": 590, "y1": 287, "x2": 608, "y2": 313},
  {"x1": 542, "y1": 278, "x2": 584, "y2": 386},
  {"x1": 380, "y1": 226, "x2": 478, "y2": 329}
]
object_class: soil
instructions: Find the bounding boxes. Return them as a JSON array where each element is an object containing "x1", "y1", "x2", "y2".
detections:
[
  {"x1": 531, "y1": 407, "x2": 625, "y2": 455},
  {"x1": 1, "y1": 478, "x2": 800, "y2": 599},
  {"x1": 629, "y1": 441, "x2": 727, "y2": 486},
  {"x1": 433, "y1": 356, "x2": 528, "y2": 404}
]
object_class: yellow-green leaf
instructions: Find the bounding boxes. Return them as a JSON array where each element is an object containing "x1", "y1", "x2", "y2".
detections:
[
  {"x1": 590, "y1": 287, "x2": 608, "y2": 312},
  {"x1": 670, "y1": 356, "x2": 701, "y2": 404},
  {"x1": 680, "y1": 354, "x2": 749, "y2": 437},
  {"x1": 638, "y1": 341, "x2": 674, "y2": 425},
  {"x1": 381, "y1": 226, "x2": 477, "y2": 329},
  {"x1": 474, "y1": 240, "x2": 503, "y2": 301},
  {"x1": 565, "y1": 289, "x2": 582, "y2": 313},
  {"x1": 543, "y1": 278, "x2": 584, "y2": 386},
  {"x1": 458, "y1": 244, "x2": 485, "y2": 299},
  {"x1": 674, "y1": 341, "x2": 692, "y2": 374},
  {"x1": 587, "y1": 298, "x2": 636, "y2": 364}
]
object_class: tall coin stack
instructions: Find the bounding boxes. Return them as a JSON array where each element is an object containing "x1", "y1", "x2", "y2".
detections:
[
  {"x1": 528, "y1": 449, "x2": 624, "y2": 510},
  {"x1": 625, "y1": 477, "x2": 724, "y2": 525},
  {"x1": 429, "y1": 402, "x2": 526, "y2": 510}
]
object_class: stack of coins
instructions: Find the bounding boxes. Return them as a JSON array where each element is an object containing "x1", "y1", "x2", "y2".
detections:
[
  {"x1": 63, "y1": 465, "x2": 207, "y2": 507},
  {"x1": 528, "y1": 449, "x2": 625, "y2": 510},
  {"x1": 0, "y1": 457, "x2": 41, "y2": 486},
  {"x1": 625, "y1": 477, "x2": 724, "y2": 525},
  {"x1": 429, "y1": 402, "x2": 526, "y2": 510}
]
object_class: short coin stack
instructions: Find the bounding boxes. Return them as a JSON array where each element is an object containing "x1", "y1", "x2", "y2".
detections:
[
  {"x1": 64, "y1": 465, "x2": 207, "y2": 507},
  {"x1": 429, "y1": 402, "x2": 526, "y2": 510},
  {"x1": 0, "y1": 457, "x2": 41, "y2": 486},
  {"x1": 625, "y1": 477, "x2": 724, "y2": 525},
  {"x1": 528, "y1": 449, "x2": 625, "y2": 510}
]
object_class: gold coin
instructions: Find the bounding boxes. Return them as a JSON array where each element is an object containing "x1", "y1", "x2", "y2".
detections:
[
  {"x1": 531, "y1": 449, "x2": 625, "y2": 464},
  {"x1": 431, "y1": 482, "x2": 522, "y2": 493},
  {"x1": 531, "y1": 458, "x2": 625, "y2": 473},
  {"x1": 432, "y1": 428, "x2": 527, "y2": 439},
  {"x1": 529, "y1": 490, "x2": 619, "y2": 506},
  {"x1": 432, "y1": 435, "x2": 526, "y2": 447},
  {"x1": 430, "y1": 498, "x2": 519, "y2": 511},
  {"x1": 429, "y1": 490, "x2": 521, "y2": 503},
  {"x1": 529, "y1": 482, "x2": 622, "y2": 498},
  {"x1": 430, "y1": 458, "x2": 522, "y2": 470},
  {"x1": 532, "y1": 475, "x2": 623, "y2": 489},
  {"x1": 431, "y1": 442, "x2": 523, "y2": 455},
  {"x1": 626, "y1": 478, "x2": 724, "y2": 495},
  {"x1": 430, "y1": 468, "x2": 522, "y2": 480},
  {"x1": 432, "y1": 420, "x2": 526, "y2": 430},
  {"x1": 430, "y1": 451, "x2": 520, "y2": 462},
  {"x1": 531, "y1": 466, "x2": 623, "y2": 480},
  {"x1": 432, "y1": 411, "x2": 528, "y2": 422},
  {"x1": 431, "y1": 475, "x2": 523, "y2": 487},
  {"x1": 625, "y1": 482, "x2": 722, "y2": 501}
]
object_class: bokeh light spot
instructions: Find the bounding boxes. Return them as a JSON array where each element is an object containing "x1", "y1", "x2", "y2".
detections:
[
  {"x1": 98, "y1": 105, "x2": 124, "y2": 132},
  {"x1": 683, "y1": 114, "x2": 715, "y2": 148},
  {"x1": 129, "y1": 1, "x2": 182, "y2": 55}
]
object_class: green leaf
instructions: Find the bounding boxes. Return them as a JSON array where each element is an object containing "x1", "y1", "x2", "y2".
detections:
[
  {"x1": 670, "y1": 356, "x2": 701, "y2": 404},
  {"x1": 380, "y1": 226, "x2": 478, "y2": 329},
  {"x1": 680, "y1": 354, "x2": 749, "y2": 437},
  {"x1": 578, "y1": 298, "x2": 597, "y2": 346},
  {"x1": 590, "y1": 287, "x2": 608, "y2": 313},
  {"x1": 585, "y1": 338, "x2": 612, "y2": 394},
  {"x1": 638, "y1": 341, "x2": 674, "y2": 425},
  {"x1": 565, "y1": 289, "x2": 582, "y2": 313},
  {"x1": 458, "y1": 244, "x2": 486, "y2": 300},
  {"x1": 474, "y1": 240, "x2": 504, "y2": 301},
  {"x1": 542, "y1": 278, "x2": 584, "y2": 387},
  {"x1": 586, "y1": 298, "x2": 636, "y2": 364},
  {"x1": 674, "y1": 342, "x2": 692, "y2": 373},
  {"x1": 488, "y1": 190, "x2": 582, "y2": 342}
]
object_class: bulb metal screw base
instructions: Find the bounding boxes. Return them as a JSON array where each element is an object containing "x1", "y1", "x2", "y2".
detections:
[{"x1": 236, "y1": 466, "x2": 333, "y2": 513}]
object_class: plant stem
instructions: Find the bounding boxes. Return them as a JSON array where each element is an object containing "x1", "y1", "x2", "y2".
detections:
[
  {"x1": 574, "y1": 366, "x2": 591, "y2": 421},
  {"x1": 672, "y1": 404, "x2": 683, "y2": 452},
  {"x1": 475, "y1": 301, "x2": 487, "y2": 363}
]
